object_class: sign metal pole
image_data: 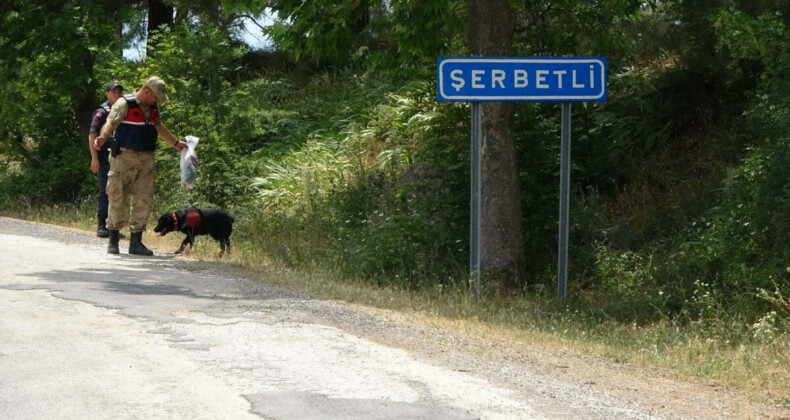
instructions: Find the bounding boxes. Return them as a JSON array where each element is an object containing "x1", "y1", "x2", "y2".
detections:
[
  {"x1": 470, "y1": 102, "x2": 482, "y2": 302},
  {"x1": 557, "y1": 102, "x2": 572, "y2": 303},
  {"x1": 437, "y1": 56, "x2": 606, "y2": 304}
]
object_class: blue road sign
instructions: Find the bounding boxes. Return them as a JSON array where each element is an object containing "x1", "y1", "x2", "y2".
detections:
[{"x1": 437, "y1": 57, "x2": 607, "y2": 102}]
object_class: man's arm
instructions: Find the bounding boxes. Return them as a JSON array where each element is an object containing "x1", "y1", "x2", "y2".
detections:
[
  {"x1": 88, "y1": 131, "x2": 100, "y2": 173},
  {"x1": 94, "y1": 99, "x2": 127, "y2": 150},
  {"x1": 155, "y1": 120, "x2": 187, "y2": 151},
  {"x1": 96, "y1": 119, "x2": 116, "y2": 146},
  {"x1": 88, "y1": 108, "x2": 105, "y2": 172}
]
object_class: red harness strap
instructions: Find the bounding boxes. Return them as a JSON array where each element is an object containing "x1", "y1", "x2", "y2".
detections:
[
  {"x1": 184, "y1": 209, "x2": 201, "y2": 228},
  {"x1": 171, "y1": 209, "x2": 201, "y2": 233}
]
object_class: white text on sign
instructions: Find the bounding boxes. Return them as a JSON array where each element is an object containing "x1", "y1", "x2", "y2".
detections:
[{"x1": 449, "y1": 67, "x2": 597, "y2": 91}]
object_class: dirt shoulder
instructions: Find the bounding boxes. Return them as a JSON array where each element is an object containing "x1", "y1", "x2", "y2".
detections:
[{"x1": 324, "y1": 304, "x2": 786, "y2": 420}]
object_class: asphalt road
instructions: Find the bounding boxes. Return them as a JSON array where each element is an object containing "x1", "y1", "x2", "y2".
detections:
[{"x1": 0, "y1": 217, "x2": 663, "y2": 420}]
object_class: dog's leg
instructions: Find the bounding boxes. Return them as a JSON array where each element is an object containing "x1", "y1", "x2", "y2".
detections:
[{"x1": 176, "y1": 237, "x2": 189, "y2": 254}]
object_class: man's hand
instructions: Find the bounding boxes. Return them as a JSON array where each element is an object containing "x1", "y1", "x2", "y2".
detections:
[
  {"x1": 174, "y1": 141, "x2": 187, "y2": 152},
  {"x1": 94, "y1": 136, "x2": 106, "y2": 150},
  {"x1": 90, "y1": 157, "x2": 99, "y2": 174}
]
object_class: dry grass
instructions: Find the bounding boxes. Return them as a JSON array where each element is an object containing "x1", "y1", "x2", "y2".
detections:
[{"x1": 215, "y1": 236, "x2": 790, "y2": 411}]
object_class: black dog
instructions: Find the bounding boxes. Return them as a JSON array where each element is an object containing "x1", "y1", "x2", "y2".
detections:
[{"x1": 153, "y1": 207, "x2": 234, "y2": 255}]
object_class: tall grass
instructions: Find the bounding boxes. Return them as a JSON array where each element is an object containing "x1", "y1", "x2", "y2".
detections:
[{"x1": 245, "y1": 73, "x2": 468, "y2": 288}]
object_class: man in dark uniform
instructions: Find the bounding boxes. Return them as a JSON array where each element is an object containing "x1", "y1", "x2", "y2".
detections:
[{"x1": 88, "y1": 81, "x2": 124, "y2": 238}]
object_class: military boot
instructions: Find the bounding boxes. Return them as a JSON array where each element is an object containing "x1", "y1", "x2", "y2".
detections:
[
  {"x1": 129, "y1": 232, "x2": 153, "y2": 256},
  {"x1": 107, "y1": 229, "x2": 120, "y2": 254}
]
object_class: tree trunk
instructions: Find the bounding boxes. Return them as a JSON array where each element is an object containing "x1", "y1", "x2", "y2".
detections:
[
  {"x1": 77, "y1": 3, "x2": 124, "y2": 137},
  {"x1": 468, "y1": 0, "x2": 526, "y2": 291},
  {"x1": 352, "y1": 0, "x2": 370, "y2": 35},
  {"x1": 73, "y1": 86, "x2": 94, "y2": 139},
  {"x1": 147, "y1": 0, "x2": 174, "y2": 57},
  {"x1": 74, "y1": 29, "x2": 97, "y2": 138}
]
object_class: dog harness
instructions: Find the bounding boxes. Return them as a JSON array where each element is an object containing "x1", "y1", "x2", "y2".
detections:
[{"x1": 171, "y1": 208, "x2": 201, "y2": 232}]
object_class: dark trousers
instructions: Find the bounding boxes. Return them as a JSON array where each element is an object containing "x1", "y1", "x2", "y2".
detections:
[{"x1": 97, "y1": 150, "x2": 110, "y2": 226}]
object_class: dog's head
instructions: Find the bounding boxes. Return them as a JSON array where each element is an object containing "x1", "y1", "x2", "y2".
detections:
[{"x1": 153, "y1": 212, "x2": 175, "y2": 236}]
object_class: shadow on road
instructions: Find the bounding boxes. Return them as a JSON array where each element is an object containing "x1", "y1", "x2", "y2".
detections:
[
  {"x1": 14, "y1": 266, "x2": 231, "y2": 300},
  {"x1": 2, "y1": 254, "x2": 310, "y2": 314}
]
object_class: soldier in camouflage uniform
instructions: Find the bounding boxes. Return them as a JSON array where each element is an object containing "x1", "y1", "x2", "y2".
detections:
[{"x1": 94, "y1": 76, "x2": 186, "y2": 255}]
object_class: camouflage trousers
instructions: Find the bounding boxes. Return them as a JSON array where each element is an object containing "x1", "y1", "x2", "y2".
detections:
[{"x1": 106, "y1": 149, "x2": 155, "y2": 233}]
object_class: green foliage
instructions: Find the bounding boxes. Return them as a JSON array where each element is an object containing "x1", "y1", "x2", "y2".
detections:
[
  {"x1": 225, "y1": 0, "x2": 466, "y2": 73},
  {"x1": 574, "y1": 3, "x2": 790, "y2": 330},
  {"x1": 0, "y1": 0, "x2": 124, "y2": 202},
  {"x1": 137, "y1": 22, "x2": 256, "y2": 209},
  {"x1": 714, "y1": 8, "x2": 790, "y2": 96},
  {"x1": 261, "y1": 0, "x2": 380, "y2": 64},
  {"x1": 247, "y1": 72, "x2": 468, "y2": 287},
  {"x1": 513, "y1": 0, "x2": 643, "y2": 57},
  {"x1": 371, "y1": 0, "x2": 465, "y2": 72}
]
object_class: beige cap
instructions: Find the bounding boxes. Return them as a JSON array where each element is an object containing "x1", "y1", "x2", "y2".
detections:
[{"x1": 143, "y1": 76, "x2": 169, "y2": 102}]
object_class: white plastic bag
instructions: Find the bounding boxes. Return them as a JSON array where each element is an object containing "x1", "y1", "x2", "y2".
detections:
[{"x1": 180, "y1": 135, "x2": 199, "y2": 188}]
